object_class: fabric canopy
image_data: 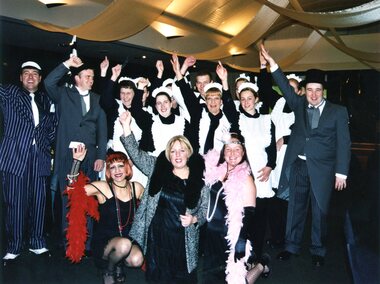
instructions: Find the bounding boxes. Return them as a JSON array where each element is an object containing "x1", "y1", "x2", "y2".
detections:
[
  {"x1": 27, "y1": 0, "x2": 173, "y2": 41},
  {"x1": 26, "y1": 0, "x2": 380, "y2": 70}
]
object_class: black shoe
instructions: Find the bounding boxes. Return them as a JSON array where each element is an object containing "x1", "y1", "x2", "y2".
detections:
[
  {"x1": 103, "y1": 270, "x2": 115, "y2": 284},
  {"x1": 311, "y1": 255, "x2": 324, "y2": 267},
  {"x1": 115, "y1": 264, "x2": 126, "y2": 283},
  {"x1": 259, "y1": 253, "x2": 271, "y2": 278},
  {"x1": 276, "y1": 250, "x2": 293, "y2": 261}
]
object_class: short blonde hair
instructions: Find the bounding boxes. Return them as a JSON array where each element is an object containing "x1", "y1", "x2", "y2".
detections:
[
  {"x1": 165, "y1": 135, "x2": 193, "y2": 161},
  {"x1": 205, "y1": 89, "x2": 222, "y2": 98}
]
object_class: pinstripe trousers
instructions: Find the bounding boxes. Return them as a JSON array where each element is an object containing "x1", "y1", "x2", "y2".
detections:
[
  {"x1": 2, "y1": 146, "x2": 47, "y2": 254},
  {"x1": 284, "y1": 158, "x2": 328, "y2": 257}
]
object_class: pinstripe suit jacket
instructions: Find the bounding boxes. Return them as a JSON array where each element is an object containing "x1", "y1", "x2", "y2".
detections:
[
  {"x1": 0, "y1": 84, "x2": 57, "y2": 177},
  {"x1": 44, "y1": 63, "x2": 107, "y2": 179}
]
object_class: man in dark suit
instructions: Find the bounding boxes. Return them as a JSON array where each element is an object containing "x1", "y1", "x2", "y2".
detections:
[
  {"x1": 44, "y1": 56, "x2": 107, "y2": 253},
  {"x1": 260, "y1": 44, "x2": 351, "y2": 267},
  {"x1": 1, "y1": 61, "x2": 58, "y2": 261}
]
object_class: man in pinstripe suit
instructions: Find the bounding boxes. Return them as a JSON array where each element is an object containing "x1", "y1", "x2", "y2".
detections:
[
  {"x1": 1, "y1": 61, "x2": 58, "y2": 261},
  {"x1": 44, "y1": 56, "x2": 107, "y2": 254}
]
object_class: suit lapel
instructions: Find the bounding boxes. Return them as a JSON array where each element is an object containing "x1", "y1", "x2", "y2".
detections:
[
  {"x1": 19, "y1": 89, "x2": 34, "y2": 123},
  {"x1": 70, "y1": 86, "x2": 87, "y2": 117},
  {"x1": 318, "y1": 101, "x2": 333, "y2": 125}
]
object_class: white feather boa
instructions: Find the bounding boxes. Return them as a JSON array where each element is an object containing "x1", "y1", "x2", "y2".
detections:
[{"x1": 204, "y1": 149, "x2": 253, "y2": 283}]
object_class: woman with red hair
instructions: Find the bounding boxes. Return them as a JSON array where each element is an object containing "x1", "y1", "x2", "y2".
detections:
[{"x1": 68, "y1": 146, "x2": 144, "y2": 284}]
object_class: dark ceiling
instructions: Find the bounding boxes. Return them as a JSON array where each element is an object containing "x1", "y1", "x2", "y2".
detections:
[{"x1": 0, "y1": 16, "x2": 217, "y2": 83}]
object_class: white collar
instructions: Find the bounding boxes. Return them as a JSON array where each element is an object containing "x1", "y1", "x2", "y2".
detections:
[{"x1": 75, "y1": 87, "x2": 89, "y2": 96}]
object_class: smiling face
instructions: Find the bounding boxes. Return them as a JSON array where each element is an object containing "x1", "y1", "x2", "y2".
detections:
[
  {"x1": 196, "y1": 74, "x2": 212, "y2": 99},
  {"x1": 169, "y1": 140, "x2": 190, "y2": 170},
  {"x1": 120, "y1": 87, "x2": 135, "y2": 108},
  {"x1": 205, "y1": 91, "x2": 222, "y2": 115},
  {"x1": 109, "y1": 161, "x2": 128, "y2": 182},
  {"x1": 239, "y1": 89, "x2": 258, "y2": 115},
  {"x1": 75, "y1": 69, "x2": 94, "y2": 91},
  {"x1": 155, "y1": 93, "x2": 172, "y2": 117},
  {"x1": 20, "y1": 68, "x2": 41, "y2": 92},
  {"x1": 305, "y1": 82, "x2": 324, "y2": 106},
  {"x1": 223, "y1": 138, "x2": 245, "y2": 169}
]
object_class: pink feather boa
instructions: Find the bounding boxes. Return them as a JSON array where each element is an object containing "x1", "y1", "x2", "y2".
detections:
[{"x1": 204, "y1": 150, "x2": 252, "y2": 283}]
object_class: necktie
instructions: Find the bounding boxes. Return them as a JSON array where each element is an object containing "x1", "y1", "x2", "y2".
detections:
[
  {"x1": 307, "y1": 104, "x2": 321, "y2": 129},
  {"x1": 30, "y1": 93, "x2": 39, "y2": 126},
  {"x1": 204, "y1": 112, "x2": 223, "y2": 154},
  {"x1": 80, "y1": 94, "x2": 89, "y2": 116}
]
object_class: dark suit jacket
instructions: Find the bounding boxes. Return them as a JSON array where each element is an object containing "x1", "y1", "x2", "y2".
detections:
[
  {"x1": 272, "y1": 67, "x2": 351, "y2": 213},
  {"x1": 44, "y1": 63, "x2": 107, "y2": 180},
  {"x1": 0, "y1": 84, "x2": 57, "y2": 177}
]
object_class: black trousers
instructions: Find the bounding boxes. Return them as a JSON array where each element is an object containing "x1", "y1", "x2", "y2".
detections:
[{"x1": 284, "y1": 158, "x2": 328, "y2": 256}]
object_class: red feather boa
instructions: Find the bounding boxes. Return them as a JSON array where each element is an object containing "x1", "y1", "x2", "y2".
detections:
[{"x1": 64, "y1": 172, "x2": 99, "y2": 263}]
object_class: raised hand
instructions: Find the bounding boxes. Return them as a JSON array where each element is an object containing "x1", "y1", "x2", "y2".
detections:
[
  {"x1": 65, "y1": 56, "x2": 83, "y2": 68},
  {"x1": 216, "y1": 61, "x2": 227, "y2": 82},
  {"x1": 259, "y1": 43, "x2": 276, "y2": 67},
  {"x1": 156, "y1": 60, "x2": 164, "y2": 78},
  {"x1": 180, "y1": 56, "x2": 196, "y2": 78},
  {"x1": 111, "y1": 64, "x2": 122, "y2": 81},
  {"x1": 119, "y1": 111, "x2": 132, "y2": 136},
  {"x1": 259, "y1": 46, "x2": 267, "y2": 67},
  {"x1": 216, "y1": 61, "x2": 229, "y2": 90},
  {"x1": 171, "y1": 54, "x2": 182, "y2": 78},
  {"x1": 100, "y1": 56, "x2": 109, "y2": 77},
  {"x1": 136, "y1": 77, "x2": 150, "y2": 90},
  {"x1": 73, "y1": 144, "x2": 87, "y2": 161},
  {"x1": 183, "y1": 56, "x2": 196, "y2": 68}
]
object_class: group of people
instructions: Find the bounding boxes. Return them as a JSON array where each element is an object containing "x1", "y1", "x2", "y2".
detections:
[{"x1": 0, "y1": 42, "x2": 351, "y2": 284}]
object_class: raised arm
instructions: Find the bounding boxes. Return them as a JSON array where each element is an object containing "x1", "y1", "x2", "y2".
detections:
[
  {"x1": 258, "y1": 51, "x2": 281, "y2": 113},
  {"x1": 68, "y1": 145, "x2": 104, "y2": 197},
  {"x1": 99, "y1": 60, "x2": 121, "y2": 112},
  {"x1": 119, "y1": 111, "x2": 156, "y2": 177},
  {"x1": 44, "y1": 56, "x2": 83, "y2": 103},
  {"x1": 172, "y1": 54, "x2": 202, "y2": 119},
  {"x1": 260, "y1": 43, "x2": 301, "y2": 110},
  {"x1": 216, "y1": 61, "x2": 240, "y2": 132},
  {"x1": 149, "y1": 60, "x2": 165, "y2": 92}
]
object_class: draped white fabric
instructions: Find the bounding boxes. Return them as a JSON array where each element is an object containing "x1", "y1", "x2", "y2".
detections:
[{"x1": 26, "y1": 0, "x2": 380, "y2": 70}]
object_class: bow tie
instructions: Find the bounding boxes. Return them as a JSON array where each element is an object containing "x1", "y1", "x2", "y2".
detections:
[
  {"x1": 308, "y1": 99, "x2": 324, "y2": 109},
  {"x1": 79, "y1": 93, "x2": 89, "y2": 97}
]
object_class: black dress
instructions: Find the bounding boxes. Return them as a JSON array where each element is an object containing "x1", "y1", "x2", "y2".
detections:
[
  {"x1": 145, "y1": 174, "x2": 196, "y2": 283},
  {"x1": 91, "y1": 183, "x2": 137, "y2": 267},
  {"x1": 203, "y1": 182, "x2": 228, "y2": 281}
]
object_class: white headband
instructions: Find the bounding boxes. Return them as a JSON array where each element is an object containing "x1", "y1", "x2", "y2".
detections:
[
  {"x1": 235, "y1": 73, "x2": 250, "y2": 83},
  {"x1": 118, "y1": 76, "x2": 137, "y2": 86},
  {"x1": 238, "y1": 82, "x2": 259, "y2": 94},
  {"x1": 286, "y1": 73, "x2": 302, "y2": 83},
  {"x1": 162, "y1": 78, "x2": 174, "y2": 88},
  {"x1": 204, "y1": 82, "x2": 223, "y2": 94},
  {"x1": 152, "y1": 86, "x2": 173, "y2": 98}
]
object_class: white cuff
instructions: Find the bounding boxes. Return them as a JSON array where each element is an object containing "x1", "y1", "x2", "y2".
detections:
[
  {"x1": 335, "y1": 173, "x2": 347, "y2": 179},
  {"x1": 270, "y1": 64, "x2": 279, "y2": 73}
]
